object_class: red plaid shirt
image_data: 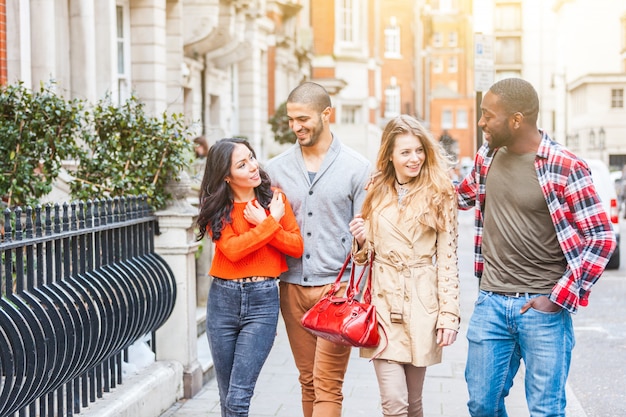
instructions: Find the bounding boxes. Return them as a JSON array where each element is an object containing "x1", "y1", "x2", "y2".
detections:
[{"x1": 456, "y1": 131, "x2": 616, "y2": 313}]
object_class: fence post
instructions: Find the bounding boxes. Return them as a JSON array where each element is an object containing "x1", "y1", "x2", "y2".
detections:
[{"x1": 153, "y1": 174, "x2": 203, "y2": 398}]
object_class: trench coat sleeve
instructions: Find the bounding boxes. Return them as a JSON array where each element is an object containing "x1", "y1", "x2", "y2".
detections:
[
  {"x1": 435, "y1": 192, "x2": 461, "y2": 331},
  {"x1": 351, "y1": 234, "x2": 371, "y2": 265}
]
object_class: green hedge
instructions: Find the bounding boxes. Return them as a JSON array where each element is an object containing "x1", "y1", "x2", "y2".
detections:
[{"x1": 0, "y1": 81, "x2": 194, "y2": 210}]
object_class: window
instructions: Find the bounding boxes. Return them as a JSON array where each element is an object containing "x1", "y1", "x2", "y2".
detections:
[
  {"x1": 384, "y1": 17, "x2": 401, "y2": 58},
  {"x1": 335, "y1": 0, "x2": 366, "y2": 55},
  {"x1": 341, "y1": 105, "x2": 361, "y2": 124},
  {"x1": 432, "y1": 57, "x2": 443, "y2": 73},
  {"x1": 611, "y1": 89, "x2": 624, "y2": 108},
  {"x1": 337, "y1": 0, "x2": 360, "y2": 45},
  {"x1": 385, "y1": 85, "x2": 401, "y2": 118},
  {"x1": 495, "y1": 37, "x2": 521, "y2": 65},
  {"x1": 456, "y1": 108, "x2": 468, "y2": 128},
  {"x1": 441, "y1": 109, "x2": 453, "y2": 129},
  {"x1": 448, "y1": 56, "x2": 458, "y2": 73},
  {"x1": 435, "y1": 0, "x2": 455, "y2": 12},
  {"x1": 433, "y1": 32, "x2": 443, "y2": 47},
  {"x1": 448, "y1": 31, "x2": 458, "y2": 47},
  {"x1": 494, "y1": 3, "x2": 522, "y2": 31},
  {"x1": 496, "y1": 70, "x2": 521, "y2": 80},
  {"x1": 115, "y1": 3, "x2": 131, "y2": 105}
]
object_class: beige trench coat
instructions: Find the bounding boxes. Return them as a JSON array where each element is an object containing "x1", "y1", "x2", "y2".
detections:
[{"x1": 353, "y1": 189, "x2": 460, "y2": 367}]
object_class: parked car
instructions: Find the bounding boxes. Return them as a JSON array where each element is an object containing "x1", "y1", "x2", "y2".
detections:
[
  {"x1": 610, "y1": 170, "x2": 623, "y2": 210},
  {"x1": 612, "y1": 168, "x2": 626, "y2": 219},
  {"x1": 585, "y1": 159, "x2": 620, "y2": 269}
]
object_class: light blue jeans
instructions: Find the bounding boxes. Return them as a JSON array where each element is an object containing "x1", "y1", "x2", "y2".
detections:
[
  {"x1": 206, "y1": 278, "x2": 279, "y2": 417},
  {"x1": 465, "y1": 290, "x2": 574, "y2": 417}
]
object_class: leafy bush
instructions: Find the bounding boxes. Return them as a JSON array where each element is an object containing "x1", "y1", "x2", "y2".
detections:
[
  {"x1": 268, "y1": 101, "x2": 296, "y2": 144},
  {"x1": 71, "y1": 95, "x2": 194, "y2": 210},
  {"x1": 0, "y1": 81, "x2": 85, "y2": 207},
  {"x1": 0, "y1": 82, "x2": 194, "y2": 211}
]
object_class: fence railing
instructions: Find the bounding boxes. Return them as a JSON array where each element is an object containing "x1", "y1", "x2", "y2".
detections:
[{"x1": 0, "y1": 196, "x2": 176, "y2": 417}]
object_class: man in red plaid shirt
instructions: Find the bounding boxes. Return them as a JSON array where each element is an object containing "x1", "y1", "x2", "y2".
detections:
[{"x1": 456, "y1": 77, "x2": 616, "y2": 417}]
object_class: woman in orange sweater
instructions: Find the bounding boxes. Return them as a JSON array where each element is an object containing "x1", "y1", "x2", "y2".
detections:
[{"x1": 196, "y1": 138, "x2": 304, "y2": 417}]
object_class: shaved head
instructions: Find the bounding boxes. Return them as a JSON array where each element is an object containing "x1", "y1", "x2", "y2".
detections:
[
  {"x1": 489, "y1": 78, "x2": 539, "y2": 124},
  {"x1": 287, "y1": 82, "x2": 332, "y2": 112}
]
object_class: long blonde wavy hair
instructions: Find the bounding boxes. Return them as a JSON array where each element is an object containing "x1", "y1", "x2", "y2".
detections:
[{"x1": 361, "y1": 115, "x2": 455, "y2": 231}]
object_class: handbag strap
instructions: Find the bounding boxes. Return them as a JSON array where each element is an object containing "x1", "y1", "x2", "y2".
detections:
[
  {"x1": 329, "y1": 251, "x2": 374, "y2": 300},
  {"x1": 347, "y1": 251, "x2": 374, "y2": 301},
  {"x1": 361, "y1": 258, "x2": 374, "y2": 304},
  {"x1": 326, "y1": 254, "x2": 353, "y2": 297}
]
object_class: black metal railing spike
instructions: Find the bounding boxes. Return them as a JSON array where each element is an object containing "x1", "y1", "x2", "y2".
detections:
[
  {"x1": 45, "y1": 204, "x2": 52, "y2": 236},
  {"x1": 129, "y1": 196, "x2": 136, "y2": 220},
  {"x1": 62, "y1": 202, "x2": 70, "y2": 232},
  {"x1": 25, "y1": 207, "x2": 35, "y2": 292},
  {"x1": 4, "y1": 207, "x2": 12, "y2": 243},
  {"x1": 15, "y1": 206, "x2": 23, "y2": 241},
  {"x1": 112, "y1": 197, "x2": 119, "y2": 224},
  {"x1": 25, "y1": 206, "x2": 33, "y2": 239},
  {"x1": 106, "y1": 198, "x2": 113, "y2": 224},
  {"x1": 35, "y1": 205, "x2": 43, "y2": 238},
  {"x1": 120, "y1": 196, "x2": 125, "y2": 221},
  {"x1": 100, "y1": 198, "x2": 107, "y2": 226},
  {"x1": 70, "y1": 201, "x2": 78, "y2": 232},
  {"x1": 45, "y1": 205, "x2": 54, "y2": 286},
  {"x1": 78, "y1": 201, "x2": 85, "y2": 230},
  {"x1": 53, "y1": 204, "x2": 61, "y2": 234},
  {"x1": 35, "y1": 206, "x2": 44, "y2": 288},
  {"x1": 86, "y1": 200, "x2": 93, "y2": 229},
  {"x1": 15, "y1": 207, "x2": 24, "y2": 294},
  {"x1": 93, "y1": 199, "x2": 101, "y2": 228}
]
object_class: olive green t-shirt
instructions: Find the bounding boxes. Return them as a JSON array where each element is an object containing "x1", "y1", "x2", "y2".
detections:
[{"x1": 481, "y1": 148, "x2": 567, "y2": 293}]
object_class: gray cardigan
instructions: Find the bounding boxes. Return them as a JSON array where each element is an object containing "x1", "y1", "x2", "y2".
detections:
[{"x1": 265, "y1": 135, "x2": 371, "y2": 286}]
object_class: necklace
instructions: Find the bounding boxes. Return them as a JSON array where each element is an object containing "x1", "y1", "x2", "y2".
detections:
[
  {"x1": 397, "y1": 185, "x2": 408, "y2": 205},
  {"x1": 395, "y1": 177, "x2": 411, "y2": 205},
  {"x1": 395, "y1": 178, "x2": 410, "y2": 205}
]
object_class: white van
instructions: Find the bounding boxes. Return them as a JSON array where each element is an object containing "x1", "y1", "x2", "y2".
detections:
[{"x1": 585, "y1": 159, "x2": 620, "y2": 269}]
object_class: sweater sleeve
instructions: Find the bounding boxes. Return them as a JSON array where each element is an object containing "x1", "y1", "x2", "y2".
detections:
[
  {"x1": 268, "y1": 194, "x2": 304, "y2": 258},
  {"x1": 215, "y1": 214, "x2": 283, "y2": 263}
]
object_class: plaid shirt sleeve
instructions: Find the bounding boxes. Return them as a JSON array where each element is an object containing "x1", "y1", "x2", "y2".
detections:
[
  {"x1": 543, "y1": 155, "x2": 617, "y2": 313},
  {"x1": 456, "y1": 145, "x2": 490, "y2": 280}
]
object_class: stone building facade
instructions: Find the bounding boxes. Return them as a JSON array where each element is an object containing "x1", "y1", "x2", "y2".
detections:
[{"x1": 4, "y1": 0, "x2": 309, "y2": 161}]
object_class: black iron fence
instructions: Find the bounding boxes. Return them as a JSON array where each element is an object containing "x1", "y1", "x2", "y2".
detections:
[{"x1": 0, "y1": 196, "x2": 176, "y2": 417}]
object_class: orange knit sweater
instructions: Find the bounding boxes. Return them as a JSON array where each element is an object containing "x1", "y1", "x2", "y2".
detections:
[{"x1": 208, "y1": 196, "x2": 303, "y2": 279}]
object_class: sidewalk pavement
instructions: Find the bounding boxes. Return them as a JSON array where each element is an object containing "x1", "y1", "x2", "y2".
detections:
[{"x1": 160, "y1": 312, "x2": 587, "y2": 417}]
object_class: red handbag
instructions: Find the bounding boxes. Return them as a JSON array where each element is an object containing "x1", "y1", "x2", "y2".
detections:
[{"x1": 300, "y1": 253, "x2": 380, "y2": 348}]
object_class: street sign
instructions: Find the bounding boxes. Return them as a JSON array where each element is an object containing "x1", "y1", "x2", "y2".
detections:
[{"x1": 474, "y1": 33, "x2": 494, "y2": 92}]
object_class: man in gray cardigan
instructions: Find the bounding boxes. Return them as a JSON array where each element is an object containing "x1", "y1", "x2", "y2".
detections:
[{"x1": 265, "y1": 82, "x2": 371, "y2": 417}]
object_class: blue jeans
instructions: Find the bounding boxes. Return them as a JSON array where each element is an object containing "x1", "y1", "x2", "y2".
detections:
[
  {"x1": 465, "y1": 291, "x2": 574, "y2": 417},
  {"x1": 206, "y1": 278, "x2": 279, "y2": 417}
]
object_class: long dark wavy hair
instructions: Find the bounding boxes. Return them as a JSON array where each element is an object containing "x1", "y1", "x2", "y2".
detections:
[{"x1": 195, "y1": 138, "x2": 273, "y2": 242}]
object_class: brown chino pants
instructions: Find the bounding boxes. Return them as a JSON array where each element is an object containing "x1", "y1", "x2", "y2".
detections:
[{"x1": 279, "y1": 281, "x2": 352, "y2": 417}]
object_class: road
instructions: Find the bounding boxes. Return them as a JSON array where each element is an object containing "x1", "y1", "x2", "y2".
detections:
[
  {"x1": 457, "y1": 210, "x2": 626, "y2": 416},
  {"x1": 567, "y1": 216, "x2": 626, "y2": 417}
]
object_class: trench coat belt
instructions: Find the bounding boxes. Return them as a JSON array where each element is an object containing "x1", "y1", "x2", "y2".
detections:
[
  {"x1": 374, "y1": 255, "x2": 433, "y2": 323},
  {"x1": 375, "y1": 255, "x2": 433, "y2": 278}
]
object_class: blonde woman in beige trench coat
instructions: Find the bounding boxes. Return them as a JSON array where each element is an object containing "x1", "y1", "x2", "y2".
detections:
[{"x1": 349, "y1": 115, "x2": 460, "y2": 417}]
